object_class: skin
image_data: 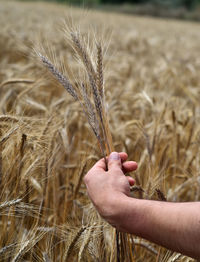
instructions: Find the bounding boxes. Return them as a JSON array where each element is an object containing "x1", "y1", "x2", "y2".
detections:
[{"x1": 84, "y1": 152, "x2": 200, "y2": 259}]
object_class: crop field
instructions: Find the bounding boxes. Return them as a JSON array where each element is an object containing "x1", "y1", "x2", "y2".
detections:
[{"x1": 0, "y1": 0, "x2": 200, "y2": 261}]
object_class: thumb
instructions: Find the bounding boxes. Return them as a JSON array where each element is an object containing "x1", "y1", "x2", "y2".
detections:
[{"x1": 108, "y1": 152, "x2": 122, "y2": 171}]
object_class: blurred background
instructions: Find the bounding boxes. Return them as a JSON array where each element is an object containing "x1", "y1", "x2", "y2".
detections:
[{"x1": 20, "y1": 0, "x2": 200, "y2": 21}]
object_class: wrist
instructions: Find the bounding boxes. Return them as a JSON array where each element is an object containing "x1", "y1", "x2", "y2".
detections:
[
  {"x1": 108, "y1": 197, "x2": 150, "y2": 237},
  {"x1": 94, "y1": 192, "x2": 128, "y2": 224},
  {"x1": 101, "y1": 194, "x2": 145, "y2": 234},
  {"x1": 103, "y1": 194, "x2": 130, "y2": 228},
  {"x1": 113, "y1": 197, "x2": 145, "y2": 233}
]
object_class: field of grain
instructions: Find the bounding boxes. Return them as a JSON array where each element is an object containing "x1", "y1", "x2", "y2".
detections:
[{"x1": 0, "y1": 1, "x2": 200, "y2": 261}]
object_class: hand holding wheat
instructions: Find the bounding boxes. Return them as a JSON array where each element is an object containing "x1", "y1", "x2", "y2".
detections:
[{"x1": 84, "y1": 152, "x2": 138, "y2": 227}]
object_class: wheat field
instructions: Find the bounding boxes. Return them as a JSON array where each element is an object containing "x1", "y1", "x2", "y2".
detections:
[{"x1": 0, "y1": 0, "x2": 200, "y2": 261}]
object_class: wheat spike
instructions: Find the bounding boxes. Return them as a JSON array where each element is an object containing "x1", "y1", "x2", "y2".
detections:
[
  {"x1": 78, "y1": 223, "x2": 96, "y2": 262},
  {"x1": 0, "y1": 126, "x2": 19, "y2": 146},
  {"x1": 70, "y1": 32, "x2": 96, "y2": 81},
  {"x1": 0, "y1": 198, "x2": 22, "y2": 209},
  {"x1": 96, "y1": 44, "x2": 104, "y2": 99},
  {"x1": 63, "y1": 226, "x2": 87, "y2": 262},
  {"x1": 37, "y1": 53, "x2": 78, "y2": 101},
  {"x1": 0, "y1": 243, "x2": 17, "y2": 255}
]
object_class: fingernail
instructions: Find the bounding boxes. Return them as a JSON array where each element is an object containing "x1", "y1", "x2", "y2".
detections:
[{"x1": 109, "y1": 152, "x2": 120, "y2": 160}]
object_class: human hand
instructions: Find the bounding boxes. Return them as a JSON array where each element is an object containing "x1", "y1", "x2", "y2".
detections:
[{"x1": 84, "y1": 152, "x2": 137, "y2": 227}]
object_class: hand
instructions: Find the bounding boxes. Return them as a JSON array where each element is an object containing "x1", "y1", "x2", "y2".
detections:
[{"x1": 84, "y1": 152, "x2": 137, "y2": 227}]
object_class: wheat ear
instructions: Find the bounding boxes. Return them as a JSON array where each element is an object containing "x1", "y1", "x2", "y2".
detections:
[
  {"x1": 70, "y1": 32, "x2": 96, "y2": 82},
  {"x1": 96, "y1": 44, "x2": 104, "y2": 99},
  {"x1": 63, "y1": 226, "x2": 87, "y2": 262},
  {"x1": 0, "y1": 198, "x2": 22, "y2": 209},
  {"x1": 37, "y1": 53, "x2": 78, "y2": 101},
  {"x1": 70, "y1": 33, "x2": 111, "y2": 158}
]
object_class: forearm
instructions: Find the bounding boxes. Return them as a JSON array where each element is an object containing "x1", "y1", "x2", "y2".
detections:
[{"x1": 115, "y1": 197, "x2": 200, "y2": 259}]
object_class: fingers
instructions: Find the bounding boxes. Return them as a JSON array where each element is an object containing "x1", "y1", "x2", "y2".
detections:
[
  {"x1": 119, "y1": 152, "x2": 128, "y2": 162},
  {"x1": 108, "y1": 152, "x2": 138, "y2": 173},
  {"x1": 108, "y1": 152, "x2": 122, "y2": 171},
  {"x1": 122, "y1": 161, "x2": 138, "y2": 174},
  {"x1": 89, "y1": 152, "x2": 138, "y2": 174},
  {"x1": 88, "y1": 152, "x2": 127, "y2": 173},
  {"x1": 126, "y1": 176, "x2": 135, "y2": 186}
]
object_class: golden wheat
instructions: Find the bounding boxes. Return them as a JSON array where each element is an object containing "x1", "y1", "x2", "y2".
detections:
[{"x1": 0, "y1": 0, "x2": 200, "y2": 261}]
